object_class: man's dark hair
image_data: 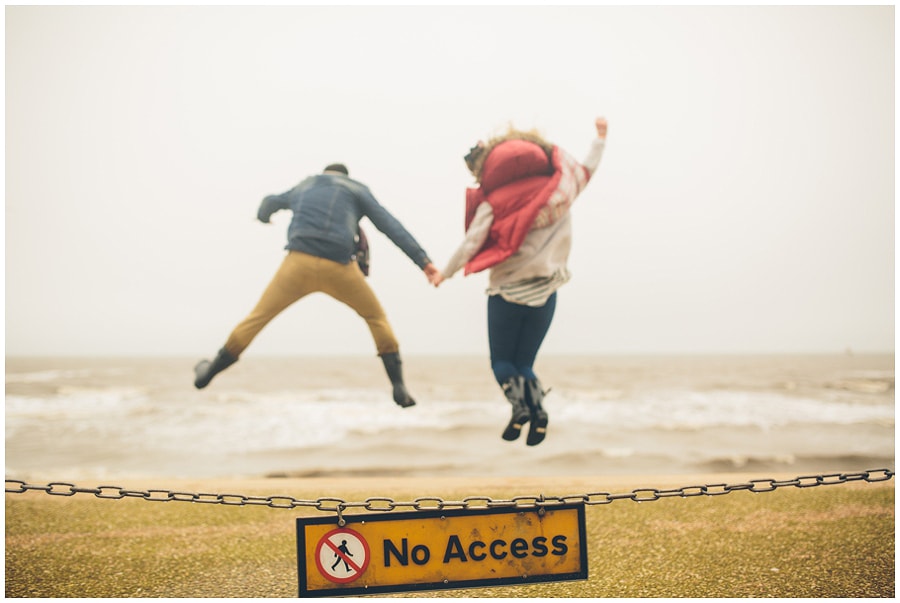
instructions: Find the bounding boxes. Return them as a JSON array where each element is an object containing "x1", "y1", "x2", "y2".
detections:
[{"x1": 324, "y1": 163, "x2": 349, "y2": 175}]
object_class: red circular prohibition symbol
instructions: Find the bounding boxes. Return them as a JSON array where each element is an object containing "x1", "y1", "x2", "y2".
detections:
[{"x1": 314, "y1": 527, "x2": 371, "y2": 584}]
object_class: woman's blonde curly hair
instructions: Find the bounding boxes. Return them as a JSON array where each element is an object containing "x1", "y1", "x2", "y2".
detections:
[{"x1": 466, "y1": 125, "x2": 555, "y2": 184}]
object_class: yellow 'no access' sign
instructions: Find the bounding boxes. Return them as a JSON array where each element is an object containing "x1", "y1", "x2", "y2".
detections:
[{"x1": 296, "y1": 503, "x2": 587, "y2": 597}]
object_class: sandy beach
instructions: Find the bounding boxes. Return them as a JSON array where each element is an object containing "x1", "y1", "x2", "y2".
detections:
[{"x1": 5, "y1": 472, "x2": 894, "y2": 598}]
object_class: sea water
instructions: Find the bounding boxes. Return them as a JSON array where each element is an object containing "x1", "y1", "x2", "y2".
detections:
[{"x1": 5, "y1": 354, "x2": 894, "y2": 481}]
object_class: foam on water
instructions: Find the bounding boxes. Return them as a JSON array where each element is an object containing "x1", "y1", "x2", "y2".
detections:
[{"x1": 5, "y1": 355, "x2": 894, "y2": 479}]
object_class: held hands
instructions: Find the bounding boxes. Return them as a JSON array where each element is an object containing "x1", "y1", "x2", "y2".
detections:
[
  {"x1": 595, "y1": 117, "x2": 608, "y2": 139},
  {"x1": 424, "y1": 263, "x2": 444, "y2": 287}
]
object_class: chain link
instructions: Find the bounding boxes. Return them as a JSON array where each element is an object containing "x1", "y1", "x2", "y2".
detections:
[{"x1": 5, "y1": 469, "x2": 893, "y2": 515}]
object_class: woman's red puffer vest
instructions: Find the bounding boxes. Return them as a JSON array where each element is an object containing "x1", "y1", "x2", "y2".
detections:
[{"x1": 463, "y1": 139, "x2": 565, "y2": 275}]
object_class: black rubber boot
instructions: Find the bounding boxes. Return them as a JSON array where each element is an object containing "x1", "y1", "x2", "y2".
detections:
[
  {"x1": 193, "y1": 348, "x2": 238, "y2": 389},
  {"x1": 524, "y1": 378, "x2": 549, "y2": 446},
  {"x1": 501, "y1": 376, "x2": 530, "y2": 441},
  {"x1": 381, "y1": 352, "x2": 416, "y2": 408}
]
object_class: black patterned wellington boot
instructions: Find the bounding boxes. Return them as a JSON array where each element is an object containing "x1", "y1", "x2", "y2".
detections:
[
  {"x1": 524, "y1": 378, "x2": 549, "y2": 446},
  {"x1": 501, "y1": 376, "x2": 530, "y2": 441}
]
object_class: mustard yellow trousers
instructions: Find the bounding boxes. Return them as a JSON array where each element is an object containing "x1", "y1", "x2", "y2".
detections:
[{"x1": 224, "y1": 251, "x2": 399, "y2": 357}]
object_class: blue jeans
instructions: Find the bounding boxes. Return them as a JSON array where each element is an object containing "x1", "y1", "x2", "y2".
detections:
[{"x1": 487, "y1": 293, "x2": 557, "y2": 385}]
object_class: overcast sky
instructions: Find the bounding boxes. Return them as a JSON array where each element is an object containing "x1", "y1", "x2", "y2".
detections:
[{"x1": 5, "y1": 5, "x2": 894, "y2": 357}]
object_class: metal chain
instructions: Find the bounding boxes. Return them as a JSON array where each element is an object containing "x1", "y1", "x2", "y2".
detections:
[{"x1": 5, "y1": 469, "x2": 893, "y2": 516}]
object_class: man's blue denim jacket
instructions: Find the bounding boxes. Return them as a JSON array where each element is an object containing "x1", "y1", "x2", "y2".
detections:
[{"x1": 257, "y1": 173, "x2": 430, "y2": 269}]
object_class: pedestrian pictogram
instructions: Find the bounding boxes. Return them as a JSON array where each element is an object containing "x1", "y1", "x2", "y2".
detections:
[
  {"x1": 297, "y1": 504, "x2": 587, "y2": 597},
  {"x1": 314, "y1": 527, "x2": 370, "y2": 584}
]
